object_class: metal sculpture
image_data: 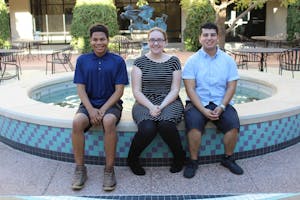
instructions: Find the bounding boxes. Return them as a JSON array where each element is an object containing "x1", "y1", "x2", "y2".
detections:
[{"x1": 120, "y1": 5, "x2": 168, "y2": 31}]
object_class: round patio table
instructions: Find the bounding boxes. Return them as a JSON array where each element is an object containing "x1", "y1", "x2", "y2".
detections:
[
  {"x1": 251, "y1": 36, "x2": 286, "y2": 47},
  {"x1": 13, "y1": 39, "x2": 43, "y2": 56},
  {"x1": 233, "y1": 47, "x2": 286, "y2": 72},
  {"x1": 0, "y1": 48, "x2": 23, "y2": 54}
]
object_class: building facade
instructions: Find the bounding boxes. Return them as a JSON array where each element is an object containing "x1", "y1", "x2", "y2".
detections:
[{"x1": 6, "y1": 0, "x2": 287, "y2": 44}]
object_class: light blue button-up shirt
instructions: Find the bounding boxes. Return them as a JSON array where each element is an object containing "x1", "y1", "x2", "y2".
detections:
[{"x1": 182, "y1": 48, "x2": 239, "y2": 106}]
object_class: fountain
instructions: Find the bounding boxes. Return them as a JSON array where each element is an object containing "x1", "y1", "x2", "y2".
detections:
[
  {"x1": 120, "y1": 4, "x2": 168, "y2": 54},
  {"x1": 1, "y1": 71, "x2": 300, "y2": 166}
]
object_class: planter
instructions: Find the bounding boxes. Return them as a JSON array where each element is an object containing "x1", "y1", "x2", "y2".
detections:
[{"x1": 130, "y1": 30, "x2": 148, "y2": 42}]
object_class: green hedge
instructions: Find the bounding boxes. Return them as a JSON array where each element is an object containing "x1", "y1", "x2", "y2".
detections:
[
  {"x1": 70, "y1": 0, "x2": 119, "y2": 53},
  {"x1": 0, "y1": 0, "x2": 10, "y2": 48},
  {"x1": 183, "y1": 0, "x2": 215, "y2": 51},
  {"x1": 287, "y1": 0, "x2": 300, "y2": 40}
]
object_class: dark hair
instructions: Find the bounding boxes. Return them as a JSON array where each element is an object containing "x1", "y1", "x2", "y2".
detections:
[
  {"x1": 200, "y1": 22, "x2": 218, "y2": 35},
  {"x1": 89, "y1": 24, "x2": 109, "y2": 38}
]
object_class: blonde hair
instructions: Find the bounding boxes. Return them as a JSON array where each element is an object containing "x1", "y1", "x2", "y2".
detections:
[{"x1": 147, "y1": 27, "x2": 168, "y2": 41}]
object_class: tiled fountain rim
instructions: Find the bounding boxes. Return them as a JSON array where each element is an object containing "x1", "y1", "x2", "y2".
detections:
[{"x1": 1, "y1": 70, "x2": 300, "y2": 131}]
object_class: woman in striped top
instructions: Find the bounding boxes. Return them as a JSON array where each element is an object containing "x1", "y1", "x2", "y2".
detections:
[{"x1": 127, "y1": 27, "x2": 186, "y2": 176}]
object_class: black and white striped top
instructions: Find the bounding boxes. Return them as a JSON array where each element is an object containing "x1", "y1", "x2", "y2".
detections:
[{"x1": 132, "y1": 55, "x2": 184, "y2": 125}]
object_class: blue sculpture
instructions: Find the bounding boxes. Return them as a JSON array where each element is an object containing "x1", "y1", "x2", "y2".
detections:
[{"x1": 120, "y1": 5, "x2": 168, "y2": 31}]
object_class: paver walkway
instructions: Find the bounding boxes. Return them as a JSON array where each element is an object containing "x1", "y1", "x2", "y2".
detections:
[{"x1": 1, "y1": 44, "x2": 300, "y2": 199}]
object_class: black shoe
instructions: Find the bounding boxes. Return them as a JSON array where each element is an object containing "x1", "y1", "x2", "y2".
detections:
[
  {"x1": 170, "y1": 161, "x2": 184, "y2": 173},
  {"x1": 127, "y1": 159, "x2": 146, "y2": 176},
  {"x1": 170, "y1": 152, "x2": 186, "y2": 173},
  {"x1": 221, "y1": 155, "x2": 244, "y2": 175},
  {"x1": 183, "y1": 159, "x2": 198, "y2": 178}
]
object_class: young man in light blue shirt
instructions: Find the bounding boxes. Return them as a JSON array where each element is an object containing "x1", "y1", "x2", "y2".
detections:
[{"x1": 182, "y1": 22, "x2": 243, "y2": 178}]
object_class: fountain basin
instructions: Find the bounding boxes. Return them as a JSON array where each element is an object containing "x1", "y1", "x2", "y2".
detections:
[{"x1": 0, "y1": 71, "x2": 299, "y2": 165}]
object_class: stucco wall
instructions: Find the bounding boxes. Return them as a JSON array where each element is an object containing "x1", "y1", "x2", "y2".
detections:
[
  {"x1": 181, "y1": 8, "x2": 187, "y2": 44},
  {"x1": 266, "y1": 0, "x2": 287, "y2": 36},
  {"x1": 9, "y1": 0, "x2": 33, "y2": 40}
]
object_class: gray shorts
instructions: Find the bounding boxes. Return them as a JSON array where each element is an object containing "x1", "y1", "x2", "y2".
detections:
[
  {"x1": 184, "y1": 101, "x2": 240, "y2": 134},
  {"x1": 76, "y1": 103, "x2": 123, "y2": 132}
]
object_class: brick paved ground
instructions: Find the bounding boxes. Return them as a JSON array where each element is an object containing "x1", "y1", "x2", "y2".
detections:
[{"x1": 2, "y1": 44, "x2": 300, "y2": 197}]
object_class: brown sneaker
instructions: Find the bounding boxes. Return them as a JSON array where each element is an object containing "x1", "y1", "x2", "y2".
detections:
[
  {"x1": 71, "y1": 165, "x2": 87, "y2": 190},
  {"x1": 103, "y1": 168, "x2": 116, "y2": 191}
]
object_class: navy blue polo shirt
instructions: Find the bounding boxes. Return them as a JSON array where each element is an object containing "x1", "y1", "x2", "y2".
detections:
[{"x1": 74, "y1": 51, "x2": 129, "y2": 107}]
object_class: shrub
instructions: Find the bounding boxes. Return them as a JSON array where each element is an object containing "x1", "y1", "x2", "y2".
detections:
[
  {"x1": 183, "y1": 0, "x2": 215, "y2": 51},
  {"x1": 287, "y1": 0, "x2": 300, "y2": 40},
  {"x1": 70, "y1": 0, "x2": 119, "y2": 53},
  {"x1": 0, "y1": 0, "x2": 10, "y2": 48}
]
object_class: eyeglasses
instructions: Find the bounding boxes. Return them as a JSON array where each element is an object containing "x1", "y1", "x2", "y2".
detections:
[{"x1": 148, "y1": 38, "x2": 165, "y2": 43}]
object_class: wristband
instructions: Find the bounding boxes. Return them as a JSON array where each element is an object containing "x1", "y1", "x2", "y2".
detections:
[{"x1": 219, "y1": 104, "x2": 226, "y2": 111}]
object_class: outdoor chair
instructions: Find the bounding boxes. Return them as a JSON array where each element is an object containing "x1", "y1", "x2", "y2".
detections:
[
  {"x1": 225, "y1": 49, "x2": 248, "y2": 69},
  {"x1": 46, "y1": 46, "x2": 74, "y2": 74},
  {"x1": 279, "y1": 47, "x2": 300, "y2": 78},
  {"x1": 110, "y1": 35, "x2": 131, "y2": 58},
  {"x1": 238, "y1": 44, "x2": 263, "y2": 70},
  {"x1": 30, "y1": 40, "x2": 42, "y2": 58},
  {"x1": 225, "y1": 47, "x2": 261, "y2": 70},
  {"x1": 0, "y1": 52, "x2": 21, "y2": 82},
  {"x1": 241, "y1": 52, "x2": 262, "y2": 70},
  {"x1": 11, "y1": 42, "x2": 28, "y2": 59}
]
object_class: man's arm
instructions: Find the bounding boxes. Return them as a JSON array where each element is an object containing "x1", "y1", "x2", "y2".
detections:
[
  {"x1": 213, "y1": 80, "x2": 237, "y2": 116},
  {"x1": 184, "y1": 79, "x2": 204, "y2": 113},
  {"x1": 184, "y1": 79, "x2": 219, "y2": 120},
  {"x1": 222, "y1": 80, "x2": 237, "y2": 106},
  {"x1": 77, "y1": 84, "x2": 100, "y2": 125},
  {"x1": 98, "y1": 84, "x2": 125, "y2": 118}
]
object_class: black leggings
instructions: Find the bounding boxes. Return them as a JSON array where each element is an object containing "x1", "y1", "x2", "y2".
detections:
[{"x1": 128, "y1": 120, "x2": 185, "y2": 163}]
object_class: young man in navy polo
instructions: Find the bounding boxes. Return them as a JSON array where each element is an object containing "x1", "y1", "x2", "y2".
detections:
[{"x1": 71, "y1": 24, "x2": 129, "y2": 191}]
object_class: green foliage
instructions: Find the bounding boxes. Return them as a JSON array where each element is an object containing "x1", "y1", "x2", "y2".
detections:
[
  {"x1": 184, "y1": 0, "x2": 296, "y2": 49},
  {"x1": 0, "y1": 0, "x2": 10, "y2": 48},
  {"x1": 287, "y1": 0, "x2": 300, "y2": 40},
  {"x1": 180, "y1": 0, "x2": 192, "y2": 11},
  {"x1": 70, "y1": 0, "x2": 119, "y2": 53},
  {"x1": 233, "y1": 0, "x2": 296, "y2": 11},
  {"x1": 183, "y1": 0, "x2": 215, "y2": 51},
  {"x1": 136, "y1": 0, "x2": 148, "y2": 7},
  {"x1": 108, "y1": 39, "x2": 119, "y2": 52}
]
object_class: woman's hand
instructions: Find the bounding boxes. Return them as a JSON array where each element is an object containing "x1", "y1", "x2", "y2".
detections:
[{"x1": 149, "y1": 105, "x2": 161, "y2": 117}]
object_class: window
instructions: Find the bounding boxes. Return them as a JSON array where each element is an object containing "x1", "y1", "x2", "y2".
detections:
[{"x1": 31, "y1": 0, "x2": 75, "y2": 32}]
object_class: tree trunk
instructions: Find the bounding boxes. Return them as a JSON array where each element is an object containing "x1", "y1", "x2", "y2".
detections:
[{"x1": 216, "y1": 6, "x2": 227, "y2": 49}]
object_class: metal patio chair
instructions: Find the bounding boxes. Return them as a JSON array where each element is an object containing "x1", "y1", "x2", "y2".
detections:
[
  {"x1": 110, "y1": 35, "x2": 131, "y2": 58},
  {"x1": 46, "y1": 46, "x2": 74, "y2": 74},
  {"x1": 279, "y1": 47, "x2": 300, "y2": 78},
  {"x1": 0, "y1": 52, "x2": 21, "y2": 82},
  {"x1": 225, "y1": 49, "x2": 248, "y2": 69}
]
